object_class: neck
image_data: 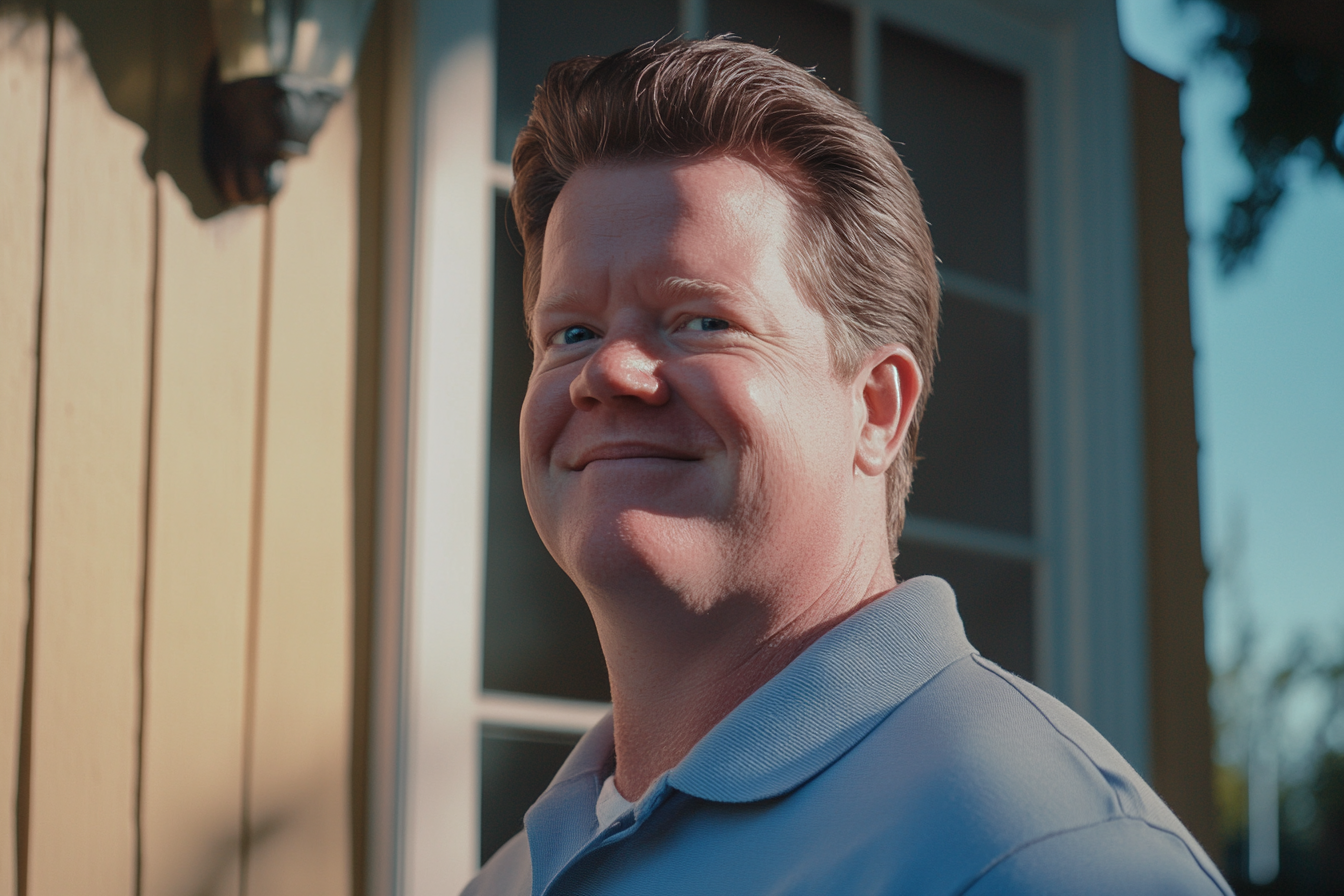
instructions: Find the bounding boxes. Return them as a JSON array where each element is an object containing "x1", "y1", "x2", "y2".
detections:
[{"x1": 594, "y1": 556, "x2": 896, "y2": 800}]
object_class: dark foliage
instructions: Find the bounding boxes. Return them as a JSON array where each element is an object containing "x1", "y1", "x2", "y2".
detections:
[
  {"x1": 1216, "y1": 640, "x2": 1344, "y2": 894},
  {"x1": 1313, "y1": 751, "x2": 1344, "y2": 890},
  {"x1": 1195, "y1": 0, "x2": 1344, "y2": 274}
]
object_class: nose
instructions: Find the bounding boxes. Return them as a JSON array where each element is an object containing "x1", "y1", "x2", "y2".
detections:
[{"x1": 569, "y1": 336, "x2": 669, "y2": 408}]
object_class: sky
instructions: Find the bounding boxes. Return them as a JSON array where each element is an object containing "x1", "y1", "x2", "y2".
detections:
[{"x1": 1115, "y1": 0, "x2": 1344, "y2": 686}]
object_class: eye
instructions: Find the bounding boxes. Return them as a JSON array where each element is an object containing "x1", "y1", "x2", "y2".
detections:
[
  {"x1": 550, "y1": 325, "x2": 598, "y2": 346},
  {"x1": 683, "y1": 316, "x2": 731, "y2": 332}
]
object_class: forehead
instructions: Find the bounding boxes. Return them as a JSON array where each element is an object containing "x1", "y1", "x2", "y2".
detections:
[{"x1": 538, "y1": 157, "x2": 798, "y2": 294}]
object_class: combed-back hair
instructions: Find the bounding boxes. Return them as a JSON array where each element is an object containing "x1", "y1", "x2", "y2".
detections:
[{"x1": 511, "y1": 37, "x2": 940, "y2": 552}]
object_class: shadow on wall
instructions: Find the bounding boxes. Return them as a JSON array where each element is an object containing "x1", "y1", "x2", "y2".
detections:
[
  {"x1": 170, "y1": 812, "x2": 288, "y2": 896},
  {"x1": 141, "y1": 763, "x2": 348, "y2": 896},
  {"x1": 3, "y1": 0, "x2": 230, "y2": 218}
]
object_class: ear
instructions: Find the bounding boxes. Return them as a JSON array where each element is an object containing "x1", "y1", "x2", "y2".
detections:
[{"x1": 853, "y1": 344, "x2": 923, "y2": 478}]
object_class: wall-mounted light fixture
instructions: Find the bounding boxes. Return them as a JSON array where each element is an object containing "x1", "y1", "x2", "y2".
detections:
[{"x1": 203, "y1": 0, "x2": 376, "y2": 205}]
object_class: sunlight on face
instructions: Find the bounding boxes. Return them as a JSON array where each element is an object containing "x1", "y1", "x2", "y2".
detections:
[{"x1": 520, "y1": 157, "x2": 871, "y2": 612}]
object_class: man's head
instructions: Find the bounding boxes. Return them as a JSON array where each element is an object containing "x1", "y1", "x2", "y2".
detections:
[{"x1": 512, "y1": 38, "x2": 940, "y2": 552}]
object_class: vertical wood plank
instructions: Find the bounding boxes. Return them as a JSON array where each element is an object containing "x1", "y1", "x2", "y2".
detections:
[
  {"x1": 138, "y1": 0, "x2": 264, "y2": 887},
  {"x1": 246, "y1": 94, "x2": 358, "y2": 896},
  {"x1": 0, "y1": 12, "x2": 49, "y2": 896},
  {"x1": 25, "y1": 14, "x2": 154, "y2": 896},
  {"x1": 139, "y1": 178, "x2": 265, "y2": 896}
]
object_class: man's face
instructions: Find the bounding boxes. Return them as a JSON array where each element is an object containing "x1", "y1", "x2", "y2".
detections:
[{"x1": 520, "y1": 156, "x2": 869, "y2": 609}]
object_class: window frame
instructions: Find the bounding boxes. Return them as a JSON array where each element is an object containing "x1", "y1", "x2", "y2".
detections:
[{"x1": 371, "y1": 0, "x2": 1148, "y2": 891}]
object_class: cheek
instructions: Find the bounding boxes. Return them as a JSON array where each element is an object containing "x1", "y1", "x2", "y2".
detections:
[
  {"x1": 519, "y1": 374, "x2": 572, "y2": 470},
  {"x1": 735, "y1": 368, "x2": 856, "y2": 492},
  {"x1": 732, "y1": 362, "x2": 844, "y2": 446}
]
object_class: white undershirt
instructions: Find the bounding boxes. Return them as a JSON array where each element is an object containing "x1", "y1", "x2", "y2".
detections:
[{"x1": 595, "y1": 774, "x2": 634, "y2": 828}]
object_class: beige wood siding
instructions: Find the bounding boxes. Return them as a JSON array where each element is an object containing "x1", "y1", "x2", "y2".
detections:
[
  {"x1": 1, "y1": 7, "x2": 364, "y2": 895},
  {"x1": 139, "y1": 179, "x2": 263, "y2": 896},
  {"x1": 27, "y1": 15, "x2": 154, "y2": 893},
  {"x1": 246, "y1": 96, "x2": 357, "y2": 896},
  {"x1": 0, "y1": 14, "x2": 49, "y2": 896}
]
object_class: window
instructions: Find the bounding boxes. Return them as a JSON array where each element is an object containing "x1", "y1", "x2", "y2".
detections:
[
  {"x1": 481, "y1": 0, "x2": 1039, "y2": 863},
  {"x1": 386, "y1": 1, "x2": 1149, "y2": 890}
]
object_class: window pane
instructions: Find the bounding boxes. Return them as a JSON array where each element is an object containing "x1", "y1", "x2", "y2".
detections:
[
  {"x1": 880, "y1": 23, "x2": 1028, "y2": 289},
  {"x1": 894, "y1": 543, "x2": 1034, "y2": 682},
  {"x1": 908, "y1": 292, "x2": 1032, "y2": 535},
  {"x1": 480, "y1": 725, "x2": 582, "y2": 864},
  {"x1": 495, "y1": 0, "x2": 679, "y2": 161},
  {"x1": 706, "y1": 0, "x2": 853, "y2": 98},
  {"x1": 483, "y1": 196, "x2": 610, "y2": 701}
]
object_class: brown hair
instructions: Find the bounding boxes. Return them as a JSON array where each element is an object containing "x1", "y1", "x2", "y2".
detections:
[{"x1": 511, "y1": 37, "x2": 940, "y2": 551}]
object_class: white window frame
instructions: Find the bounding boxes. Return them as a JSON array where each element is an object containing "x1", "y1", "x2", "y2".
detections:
[{"x1": 370, "y1": 0, "x2": 1147, "y2": 892}]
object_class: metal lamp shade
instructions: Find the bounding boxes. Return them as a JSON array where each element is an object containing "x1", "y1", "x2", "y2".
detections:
[{"x1": 203, "y1": 0, "x2": 376, "y2": 205}]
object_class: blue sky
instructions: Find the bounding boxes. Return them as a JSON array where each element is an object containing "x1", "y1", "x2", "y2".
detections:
[{"x1": 1116, "y1": 0, "x2": 1344, "y2": 675}]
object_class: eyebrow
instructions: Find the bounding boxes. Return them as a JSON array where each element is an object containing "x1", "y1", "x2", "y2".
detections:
[
  {"x1": 531, "y1": 290, "x2": 586, "y2": 319},
  {"x1": 658, "y1": 277, "x2": 736, "y2": 302}
]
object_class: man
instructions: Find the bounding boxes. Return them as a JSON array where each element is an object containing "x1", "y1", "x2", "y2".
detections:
[{"x1": 466, "y1": 38, "x2": 1231, "y2": 895}]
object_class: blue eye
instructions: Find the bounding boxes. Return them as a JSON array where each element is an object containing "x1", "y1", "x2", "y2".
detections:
[
  {"x1": 553, "y1": 325, "x2": 597, "y2": 345},
  {"x1": 685, "y1": 317, "x2": 730, "y2": 332}
]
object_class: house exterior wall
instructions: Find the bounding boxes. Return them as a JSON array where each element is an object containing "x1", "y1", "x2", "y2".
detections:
[
  {"x1": 1131, "y1": 57, "x2": 1219, "y2": 860},
  {"x1": 0, "y1": 3, "x2": 1219, "y2": 894},
  {"x1": 0, "y1": 5, "x2": 363, "y2": 895}
]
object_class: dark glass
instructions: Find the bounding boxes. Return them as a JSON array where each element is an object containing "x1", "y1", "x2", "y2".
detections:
[
  {"x1": 495, "y1": 0, "x2": 679, "y2": 161},
  {"x1": 880, "y1": 24, "x2": 1028, "y2": 289},
  {"x1": 706, "y1": 0, "x2": 854, "y2": 98},
  {"x1": 894, "y1": 542, "x2": 1034, "y2": 681},
  {"x1": 908, "y1": 292, "x2": 1032, "y2": 535},
  {"x1": 480, "y1": 725, "x2": 582, "y2": 864},
  {"x1": 483, "y1": 196, "x2": 610, "y2": 701}
]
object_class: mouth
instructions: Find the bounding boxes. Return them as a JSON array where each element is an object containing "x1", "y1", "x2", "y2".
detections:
[{"x1": 571, "y1": 443, "x2": 702, "y2": 471}]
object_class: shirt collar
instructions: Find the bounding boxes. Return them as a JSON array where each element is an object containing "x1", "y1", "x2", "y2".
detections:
[
  {"x1": 538, "y1": 576, "x2": 972, "y2": 806},
  {"x1": 668, "y1": 575, "x2": 973, "y2": 802}
]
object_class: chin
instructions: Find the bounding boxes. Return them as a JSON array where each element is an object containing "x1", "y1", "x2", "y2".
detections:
[{"x1": 561, "y1": 509, "x2": 736, "y2": 612}]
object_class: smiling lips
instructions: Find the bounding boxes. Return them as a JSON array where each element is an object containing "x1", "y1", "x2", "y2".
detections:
[{"x1": 569, "y1": 442, "x2": 703, "y2": 470}]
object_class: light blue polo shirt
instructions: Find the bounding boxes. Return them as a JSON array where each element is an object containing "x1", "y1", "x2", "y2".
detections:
[{"x1": 465, "y1": 577, "x2": 1231, "y2": 895}]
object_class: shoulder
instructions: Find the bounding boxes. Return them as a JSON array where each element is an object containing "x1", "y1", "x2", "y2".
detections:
[
  {"x1": 867, "y1": 654, "x2": 1183, "y2": 824},
  {"x1": 461, "y1": 831, "x2": 531, "y2": 896},
  {"x1": 836, "y1": 654, "x2": 1228, "y2": 892},
  {"x1": 963, "y1": 817, "x2": 1231, "y2": 894}
]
